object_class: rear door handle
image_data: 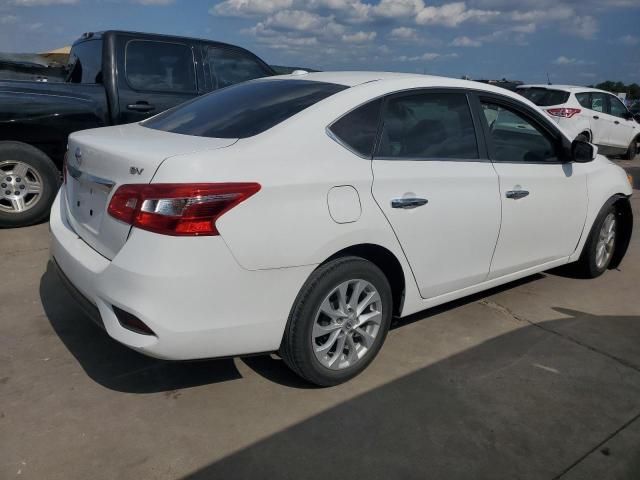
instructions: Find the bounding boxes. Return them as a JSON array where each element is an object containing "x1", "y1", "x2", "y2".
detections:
[
  {"x1": 593, "y1": 115, "x2": 599, "y2": 120},
  {"x1": 506, "y1": 190, "x2": 529, "y2": 200},
  {"x1": 391, "y1": 197, "x2": 428, "y2": 209},
  {"x1": 614, "y1": 120, "x2": 620, "y2": 124},
  {"x1": 127, "y1": 102, "x2": 155, "y2": 112}
]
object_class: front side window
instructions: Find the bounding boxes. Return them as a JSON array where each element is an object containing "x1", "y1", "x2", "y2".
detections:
[
  {"x1": 143, "y1": 79, "x2": 347, "y2": 138},
  {"x1": 376, "y1": 92, "x2": 478, "y2": 159},
  {"x1": 125, "y1": 41, "x2": 196, "y2": 93},
  {"x1": 481, "y1": 101, "x2": 558, "y2": 163},
  {"x1": 609, "y1": 95, "x2": 628, "y2": 118},
  {"x1": 205, "y1": 46, "x2": 271, "y2": 89},
  {"x1": 66, "y1": 40, "x2": 103, "y2": 84},
  {"x1": 329, "y1": 99, "x2": 382, "y2": 157}
]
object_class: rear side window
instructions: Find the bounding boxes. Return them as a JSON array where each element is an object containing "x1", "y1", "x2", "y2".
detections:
[
  {"x1": 517, "y1": 88, "x2": 569, "y2": 106},
  {"x1": 143, "y1": 79, "x2": 347, "y2": 138},
  {"x1": 205, "y1": 46, "x2": 271, "y2": 89},
  {"x1": 329, "y1": 99, "x2": 382, "y2": 157},
  {"x1": 609, "y1": 95, "x2": 628, "y2": 118},
  {"x1": 125, "y1": 40, "x2": 196, "y2": 93},
  {"x1": 575, "y1": 92, "x2": 591, "y2": 108},
  {"x1": 376, "y1": 92, "x2": 478, "y2": 159},
  {"x1": 66, "y1": 40, "x2": 103, "y2": 84}
]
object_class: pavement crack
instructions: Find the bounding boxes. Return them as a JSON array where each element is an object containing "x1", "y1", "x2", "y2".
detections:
[
  {"x1": 479, "y1": 299, "x2": 640, "y2": 375},
  {"x1": 552, "y1": 411, "x2": 640, "y2": 479}
]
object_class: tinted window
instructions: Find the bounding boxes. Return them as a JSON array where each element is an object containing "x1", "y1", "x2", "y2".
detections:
[
  {"x1": 609, "y1": 95, "x2": 628, "y2": 118},
  {"x1": 518, "y1": 88, "x2": 569, "y2": 106},
  {"x1": 377, "y1": 92, "x2": 478, "y2": 159},
  {"x1": 590, "y1": 93, "x2": 607, "y2": 113},
  {"x1": 575, "y1": 92, "x2": 591, "y2": 109},
  {"x1": 481, "y1": 102, "x2": 558, "y2": 162},
  {"x1": 329, "y1": 99, "x2": 382, "y2": 157},
  {"x1": 66, "y1": 40, "x2": 103, "y2": 84},
  {"x1": 143, "y1": 79, "x2": 347, "y2": 138},
  {"x1": 206, "y1": 46, "x2": 271, "y2": 89},
  {"x1": 125, "y1": 41, "x2": 195, "y2": 93}
]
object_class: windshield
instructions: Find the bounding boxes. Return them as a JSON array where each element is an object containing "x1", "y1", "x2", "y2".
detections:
[
  {"x1": 517, "y1": 88, "x2": 569, "y2": 107},
  {"x1": 142, "y1": 79, "x2": 348, "y2": 139}
]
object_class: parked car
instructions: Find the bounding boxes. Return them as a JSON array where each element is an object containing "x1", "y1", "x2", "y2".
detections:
[
  {"x1": 516, "y1": 85, "x2": 639, "y2": 160},
  {"x1": 50, "y1": 72, "x2": 633, "y2": 386},
  {"x1": 0, "y1": 30, "x2": 275, "y2": 228}
]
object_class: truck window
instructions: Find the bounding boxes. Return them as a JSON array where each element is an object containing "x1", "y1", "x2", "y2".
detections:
[
  {"x1": 205, "y1": 46, "x2": 271, "y2": 89},
  {"x1": 125, "y1": 40, "x2": 196, "y2": 93},
  {"x1": 66, "y1": 40, "x2": 103, "y2": 84}
]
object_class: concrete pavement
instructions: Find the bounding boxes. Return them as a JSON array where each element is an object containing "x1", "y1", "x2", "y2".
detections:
[{"x1": 1, "y1": 161, "x2": 639, "y2": 479}]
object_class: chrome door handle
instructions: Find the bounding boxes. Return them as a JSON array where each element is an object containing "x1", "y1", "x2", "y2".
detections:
[
  {"x1": 391, "y1": 197, "x2": 428, "y2": 209},
  {"x1": 505, "y1": 190, "x2": 529, "y2": 200}
]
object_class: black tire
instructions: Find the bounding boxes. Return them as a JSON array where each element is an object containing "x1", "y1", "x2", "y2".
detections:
[
  {"x1": 0, "y1": 142, "x2": 60, "y2": 228},
  {"x1": 280, "y1": 256, "x2": 393, "y2": 386},
  {"x1": 622, "y1": 137, "x2": 638, "y2": 160},
  {"x1": 571, "y1": 203, "x2": 618, "y2": 278}
]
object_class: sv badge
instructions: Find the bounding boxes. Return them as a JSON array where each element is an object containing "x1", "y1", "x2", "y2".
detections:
[{"x1": 130, "y1": 167, "x2": 144, "y2": 175}]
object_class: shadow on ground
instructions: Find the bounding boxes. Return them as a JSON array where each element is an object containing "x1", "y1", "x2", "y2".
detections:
[
  {"x1": 183, "y1": 309, "x2": 640, "y2": 480},
  {"x1": 40, "y1": 260, "x2": 544, "y2": 392}
]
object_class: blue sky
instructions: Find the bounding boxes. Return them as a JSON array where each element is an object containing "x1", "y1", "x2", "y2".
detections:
[{"x1": 0, "y1": 0, "x2": 638, "y2": 84}]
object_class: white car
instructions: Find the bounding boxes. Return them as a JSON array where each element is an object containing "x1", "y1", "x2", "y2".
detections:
[
  {"x1": 50, "y1": 72, "x2": 633, "y2": 386},
  {"x1": 517, "y1": 85, "x2": 639, "y2": 159}
]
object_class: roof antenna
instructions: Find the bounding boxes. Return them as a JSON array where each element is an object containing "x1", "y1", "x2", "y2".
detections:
[{"x1": 546, "y1": 72, "x2": 551, "y2": 85}]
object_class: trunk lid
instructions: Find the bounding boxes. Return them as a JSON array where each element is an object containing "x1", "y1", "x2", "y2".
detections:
[{"x1": 65, "y1": 123, "x2": 237, "y2": 259}]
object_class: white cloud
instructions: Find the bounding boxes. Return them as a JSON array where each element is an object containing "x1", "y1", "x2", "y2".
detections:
[
  {"x1": 133, "y1": 0, "x2": 175, "y2": 4},
  {"x1": 373, "y1": 0, "x2": 424, "y2": 18},
  {"x1": 619, "y1": 34, "x2": 639, "y2": 46},
  {"x1": 451, "y1": 35, "x2": 481, "y2": 47},
  {"x1": 389, "y1": 26, "x2": 418, "y2": 40},
  {"x1": 213, "y1": 0, "x2": 294, "y2": 16},
  {"x1": 552, "y1": 55, "x2": 593, "y2": 65},
  {"x1": 342, "y1": 30, "x2": 377, "y2": 43},
  {"x1": 568, "y1": 15, "x2": 598, "y2": 39},
  {"x1": 0, "y1": 15, "x2": 18, "y2": 24},
  {"x1": 416, "y1": 2, "x2": 499, "y2": 27},
  {"x1": 399, "y1": 52, "x2": 458, "y2": 61}
]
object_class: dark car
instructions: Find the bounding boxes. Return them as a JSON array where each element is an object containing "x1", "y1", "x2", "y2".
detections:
[{"x1": 0, "y1": 30, "x2": 275, "y2": 227}]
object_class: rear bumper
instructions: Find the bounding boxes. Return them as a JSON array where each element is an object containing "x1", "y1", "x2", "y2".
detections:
[{"x1": 50, "y1": 189, "x2": 315, "y2": 360}]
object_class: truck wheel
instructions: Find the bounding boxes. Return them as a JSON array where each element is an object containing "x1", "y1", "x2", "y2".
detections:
[{"x1": 0, "y1": 142, "x2": 60, "y2": 228}]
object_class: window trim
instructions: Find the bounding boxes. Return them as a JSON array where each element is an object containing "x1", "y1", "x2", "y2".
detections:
[
  {"x1": 474, "y1": 91, "x2": 571, "y2": 165},
  {"x1": 124, "y1": 39, "x2": 198, "y2": 94}
]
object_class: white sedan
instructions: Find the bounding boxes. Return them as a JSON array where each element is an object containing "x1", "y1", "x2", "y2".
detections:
[{"x1": 50, "y1": 72, "x2": 633, "y2": 386}]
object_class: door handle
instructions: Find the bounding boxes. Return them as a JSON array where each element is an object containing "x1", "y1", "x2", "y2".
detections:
[
  {"x1": 614, "y1": 120, "x2": 620, "y2": 124},
  {"x1": 593, "y1": 115, "x2": 599, "y2": 120},
  {"x1": 127, "y1": 102, "x2": 155, "y2": 112},
  {"x1": 391, "y1": 197, "x2": 428, "y2": 209},
  {"x1": 506, "y1": 190, "x2": 529, "y2": 200}
]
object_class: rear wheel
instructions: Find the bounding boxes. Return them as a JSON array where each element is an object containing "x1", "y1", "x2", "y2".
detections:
[
  {"x1": 0, "y1": 142, "x2": 59, "y2": 228},
  {"x1": 622, "y1": 136, "x2": 638, "y2": 160},
  {"x1": 280, "y1": 256, "x2": 392, "y2": 386}
]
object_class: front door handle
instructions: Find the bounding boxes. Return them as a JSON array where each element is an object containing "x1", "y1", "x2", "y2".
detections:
[
  {"x1": 593, "y1": 115, "x2": 600, "y2": 120},
  {"x1": 506, "y1": 190, "x2": 529, "y2": 200},
  {"x1": 614, "y1": 120, "x2": 620, "y2": 124},
  {"x1": 391, "y1": 197, "x2": 428, "y2": 209},
  {"x1": 127, "y1": 102, "x2": 155, "y2": 112}
]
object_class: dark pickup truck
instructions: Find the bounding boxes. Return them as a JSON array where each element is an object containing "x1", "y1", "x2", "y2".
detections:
[{"x1": 0, "y1": 30, "x2": 276, "y2": 227}]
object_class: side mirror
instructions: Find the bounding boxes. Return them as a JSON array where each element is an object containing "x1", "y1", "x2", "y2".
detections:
[{"x1": 571, "y1": 138, "x2": 596, "y2": 163}]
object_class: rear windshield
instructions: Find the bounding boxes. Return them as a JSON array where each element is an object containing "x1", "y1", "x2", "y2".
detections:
[
  {"x1": 143, "y1": 79, "x2": 347, "y2": 138},
  {"x1": 517, "y1": 88, "x2": 570, "y2": 107}
]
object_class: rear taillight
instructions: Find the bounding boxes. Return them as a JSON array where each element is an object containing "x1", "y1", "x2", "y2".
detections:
[
  {"x1": 107, "y1": 183, "x2": 261, "y2": 236},
  {"x1": 547, "y1": 107, "x2": 581, "y2": 118}
]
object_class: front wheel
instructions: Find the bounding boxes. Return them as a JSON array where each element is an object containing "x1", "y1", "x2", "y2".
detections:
[
  {"x1": 0, "y1": 142, "x2": 60, "y2": 228},
  {"x1": 623, "y1": 137, "x2": 638, "y2": 160},
  {"x1": 280, "y1": 257, "x2": 393, "y2": 386},
  {"x1": 572, "y1": 205, "x2": 618, "y2": 278}
]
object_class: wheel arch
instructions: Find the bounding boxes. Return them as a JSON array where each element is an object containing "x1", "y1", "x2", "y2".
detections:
[{"x1": 323, "y1": 243, "x2": 406, "y2": 316}]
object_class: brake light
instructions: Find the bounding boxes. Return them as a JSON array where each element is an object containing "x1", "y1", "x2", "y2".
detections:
[
  {"x1": 547, "y1": 107, "x2": 581, "y2": 118},
  {"x1": 107, "y1": 183, "x2": 261, "y2": 236}
]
